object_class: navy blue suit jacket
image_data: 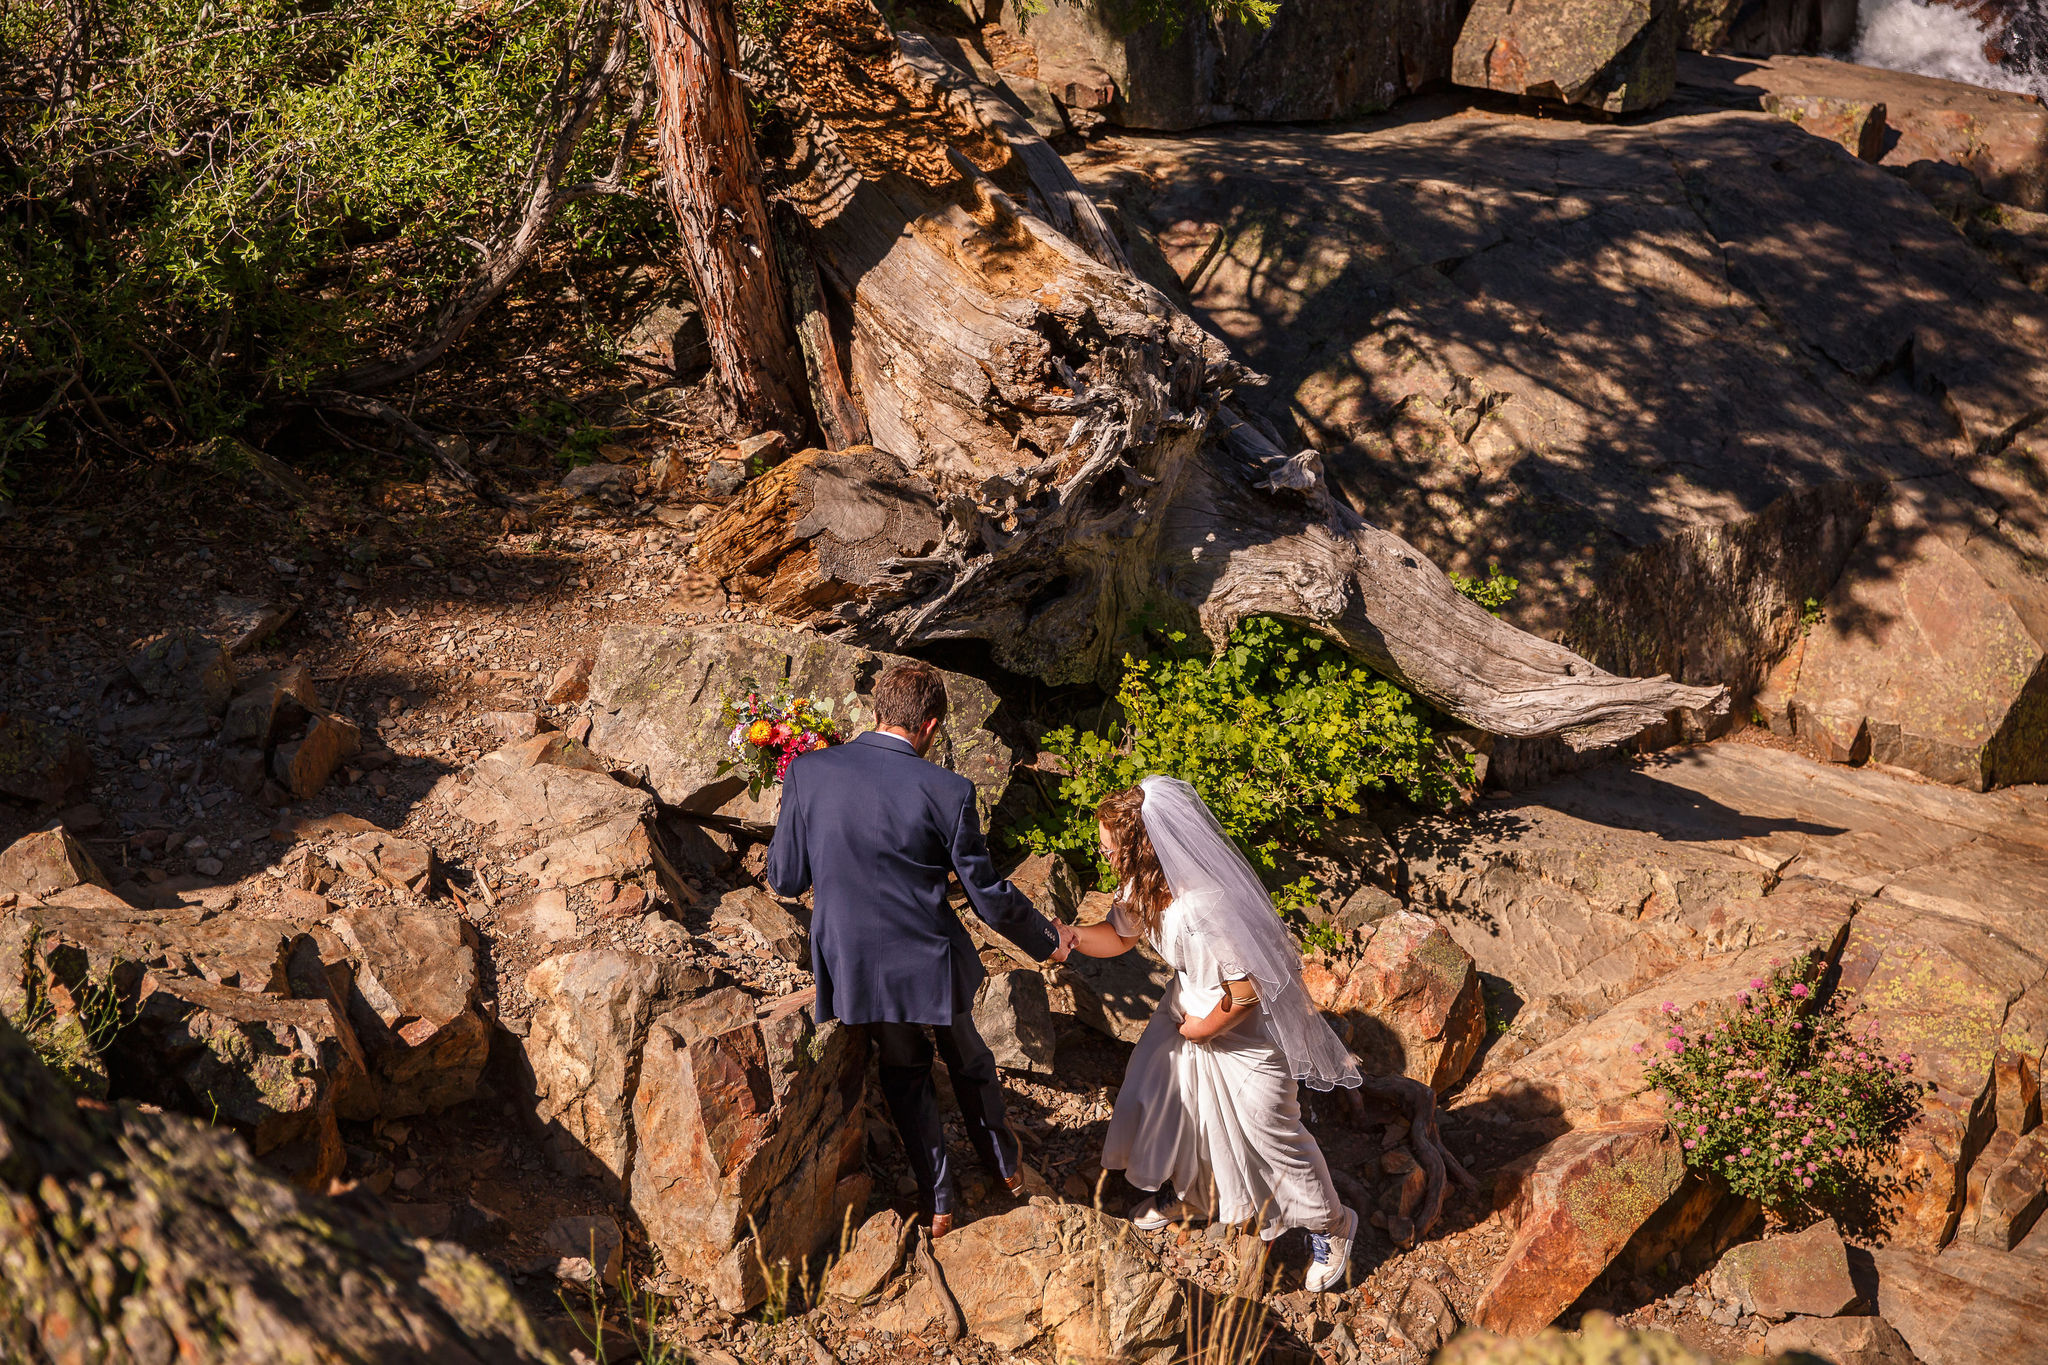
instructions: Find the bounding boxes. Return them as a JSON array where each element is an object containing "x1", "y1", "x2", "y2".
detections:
[{"x1": 764, "y1": 730, "x2": 1057, "y2": 1026}]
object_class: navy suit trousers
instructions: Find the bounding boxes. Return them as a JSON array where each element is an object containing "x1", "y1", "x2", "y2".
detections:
[{"x1": 870, "y1": 1012, "x2": 1020, "y2": 1216}]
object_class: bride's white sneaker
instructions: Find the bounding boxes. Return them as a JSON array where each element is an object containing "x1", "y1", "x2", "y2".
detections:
[
  {"x1": 1303, "y1": 1205, "x2": 1358, "y2": 1292},
  {"x1": 1131, "y1": 1194, "x2": 1193, "y2": 1231}
]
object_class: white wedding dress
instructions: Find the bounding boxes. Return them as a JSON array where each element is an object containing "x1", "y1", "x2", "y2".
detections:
[{"x1": 1099, "y1": 890, "x2": 1346, "y2": 1241}]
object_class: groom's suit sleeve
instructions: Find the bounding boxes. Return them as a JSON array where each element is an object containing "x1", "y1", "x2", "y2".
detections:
[
  {"x1": 764, "y1": 767, "x2": 811, "y2": 898},
  {"x1": 949, "y1": 785, "x2": 1060, "y2": 962}
]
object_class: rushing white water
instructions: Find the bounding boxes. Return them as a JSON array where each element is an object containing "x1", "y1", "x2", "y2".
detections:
[{"x1": 1849, "y1": 0, "x2": 2048, "y2": 98}]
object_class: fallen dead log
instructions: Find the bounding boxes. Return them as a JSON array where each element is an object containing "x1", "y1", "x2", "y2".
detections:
[{"x1": 721, "y1": 0, "x2": 1726, "y2": 748}]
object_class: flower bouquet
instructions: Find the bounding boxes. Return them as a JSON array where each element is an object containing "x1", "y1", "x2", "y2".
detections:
[{"x1": 717, "y1": 684, "x2": 840, "y2": 798}]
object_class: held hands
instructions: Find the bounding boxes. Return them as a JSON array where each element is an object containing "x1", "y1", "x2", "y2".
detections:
[{"x1": 1049, "y1": 921, "x2": 1078, "y2": 963}]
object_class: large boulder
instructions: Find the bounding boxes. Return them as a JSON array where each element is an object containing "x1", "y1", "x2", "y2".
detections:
[
  {"x1": 520, "y1": 948, "x2": 696, "y2": 1184},
  {"x1": 326, "y1": 906, "x2": 488, "y2": 1116},
  {"x1": 1758, "y1": 501, "x2": 2048, "y2": 790},
  {"x1": 985, "y1": 0, "x2": 1468, "y2": 131},
  {"x1": 1964, "y1": 1129, "x2": 2048, "y2": 1249},
  {"x1": 1872, "y1": 1241, "x2": 2048, "y2": 1365},
  {"x1": 1076, "y1": 86, "x2": 2048, "y2": 740},
  {"x1": 1470, "y1": 1121, "x2": 1689, "y2": 1335},
  {"x1": 1452, "y1": 0, "x2": 1678, "y2": 112},
  {"x1": 973, "y1": 966, "x2": 1057, "y2": 1075},
  {"x1": 0, "y1": 1014, "x2": 564, "y2": 1364},
  {"x1": 451, "y1": 733, "x2": 689, "y2": 907},
  {"x1": 1707, "y1": 1218, "x2": 1861, "y2": 1321},
  {"x1": 1301, "y1": 909, "x2": 1485, "y2": 1093},
  {"x1": 585, "y1": 622, "x2": 1010, "y2": 827},
  {"x1": 111, "y1": 971, "x2": 357, "y2": 1190},
  {"x1": 869, "y1": 1202, "x2": 1186, "y2": 1358},
  {"x1": 628, "y1": 989, "x2": 869, "y2": 1312},
  {"x1": 0, "y1": 826, "x2": 112, "y2": 903},
  {"x1": 1832, "y1": 904, "x2": 2041, "y2": 1250}
]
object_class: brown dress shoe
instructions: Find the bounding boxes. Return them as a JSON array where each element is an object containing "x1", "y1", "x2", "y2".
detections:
[
  {"x1": 929, "y1": 1212, "x2": 954, "y2": 1239},
  {"x1": 1004, "y1": 1170, "x2": 1026, "y2": 1198}
]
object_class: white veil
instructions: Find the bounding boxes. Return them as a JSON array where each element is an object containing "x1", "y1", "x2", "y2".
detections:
[{"x1": 1138, "y1": 776, "x2": 1361, "y2": 1091}]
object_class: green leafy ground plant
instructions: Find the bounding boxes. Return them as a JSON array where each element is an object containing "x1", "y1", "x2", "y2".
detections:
[
  {"x1": 1643, "y1": 955, "x2": 1921, "y2": 1221},
  {"x1": 1021, "y1": 616, "x2": 1463, "y2": 894},
  {"x1": 1450, "y1": 564, "x2": 1520, "y2": 614}
]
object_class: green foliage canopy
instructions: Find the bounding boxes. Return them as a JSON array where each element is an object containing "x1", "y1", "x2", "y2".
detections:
[{"x1": 0, "y1": 0, "x2": 653, "y2": 478}]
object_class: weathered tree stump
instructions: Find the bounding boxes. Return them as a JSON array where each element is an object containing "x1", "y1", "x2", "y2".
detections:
[{"x1": 716, "y1": 1, "x2": 1726, "y2": 747}]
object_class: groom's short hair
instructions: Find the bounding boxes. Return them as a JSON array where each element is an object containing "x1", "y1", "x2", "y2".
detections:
[{"x1": 874, "y1": 662, "x2": 948, "y2": 731}]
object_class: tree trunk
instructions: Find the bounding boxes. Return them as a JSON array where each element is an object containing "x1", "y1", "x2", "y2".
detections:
[
  {"x1": 715, "y1": 1, "x2": 1726, "y2": 748},
  {"x1": 638, "y1": 0, "x2": 810, "y2": 438}
]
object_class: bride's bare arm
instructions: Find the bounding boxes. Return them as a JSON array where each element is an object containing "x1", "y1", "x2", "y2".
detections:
[
  {"x1": 1180, "y1": 980, "x2": 1259, "y2": 1042},
  {"x1": 1070, "y1": 922, "x2": 1140, "y2": 957}
]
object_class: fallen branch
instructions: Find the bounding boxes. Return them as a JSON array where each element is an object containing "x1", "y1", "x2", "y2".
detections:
[
  {"x1": 716, "y1": 19, "x2": 1729, "y2": 745},
  {"x1": 311, "y1": 390, "x2": 493, "y2": 499}
]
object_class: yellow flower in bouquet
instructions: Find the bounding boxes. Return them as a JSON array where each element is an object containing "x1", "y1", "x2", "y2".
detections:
[{"x1": 745, "y1": 719, "x2": 775, "y2": 746}]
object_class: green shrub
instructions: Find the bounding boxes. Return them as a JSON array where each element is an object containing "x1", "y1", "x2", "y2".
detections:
[
  {"x1": 1450, "y1": 564, "x2": 1520, "y2": 614},
  {"x1": 1019, "y1": 616, "x2": 1464, "y2": 891},
  {"x1": 1644, "y1": 955, "x2": 1921, "y2": 1219},
  {"x1": 1, "y1": 0, "x2": 656, "y2": 473}
]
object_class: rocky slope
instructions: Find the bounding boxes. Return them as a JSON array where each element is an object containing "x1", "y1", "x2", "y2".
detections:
[
  {"x1": 5, "y1": 20, "x2": 2048, "y2": 1365},
  {"x1": 0, "y1": 1011, "x2": 563, "y2": 1363}
]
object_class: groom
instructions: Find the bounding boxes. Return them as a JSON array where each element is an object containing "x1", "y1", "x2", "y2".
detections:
[{"x1": 765, "y1": 661, "x2": 1074, "y2": 1235}]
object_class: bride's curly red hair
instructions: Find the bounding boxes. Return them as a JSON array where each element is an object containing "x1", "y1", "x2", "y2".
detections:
[{"x1": 1097, "y1": 785, "x2": 1170, "y2": 942}]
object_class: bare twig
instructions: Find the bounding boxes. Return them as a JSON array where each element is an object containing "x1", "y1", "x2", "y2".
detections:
[{"x1": 311, "y1": 390, "x2": 495, "y2": 500}]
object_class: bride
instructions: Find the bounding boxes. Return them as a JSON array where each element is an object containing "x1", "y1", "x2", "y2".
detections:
[{"x1": 1066, "y1": 776, "x2": 1361, "y2": 1291}]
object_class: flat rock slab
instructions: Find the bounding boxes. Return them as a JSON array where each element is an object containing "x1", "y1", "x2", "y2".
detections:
[
  {"x1": 1677, "y1": 50, "x2": 2048, "y2": 210},
  {"x1": 1455, "y1": 888, "x2": 1856, "y2": 1128},
  {"x1": 586, "y1": 621, "x2": 1010, "y2": 827},
  {"x1": 1514, "y1": 742, "x2": 2048, "y2": 948},
  {"x1": 1874, "y1": 1242, "x2": 2048, "y2": 1365}
]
